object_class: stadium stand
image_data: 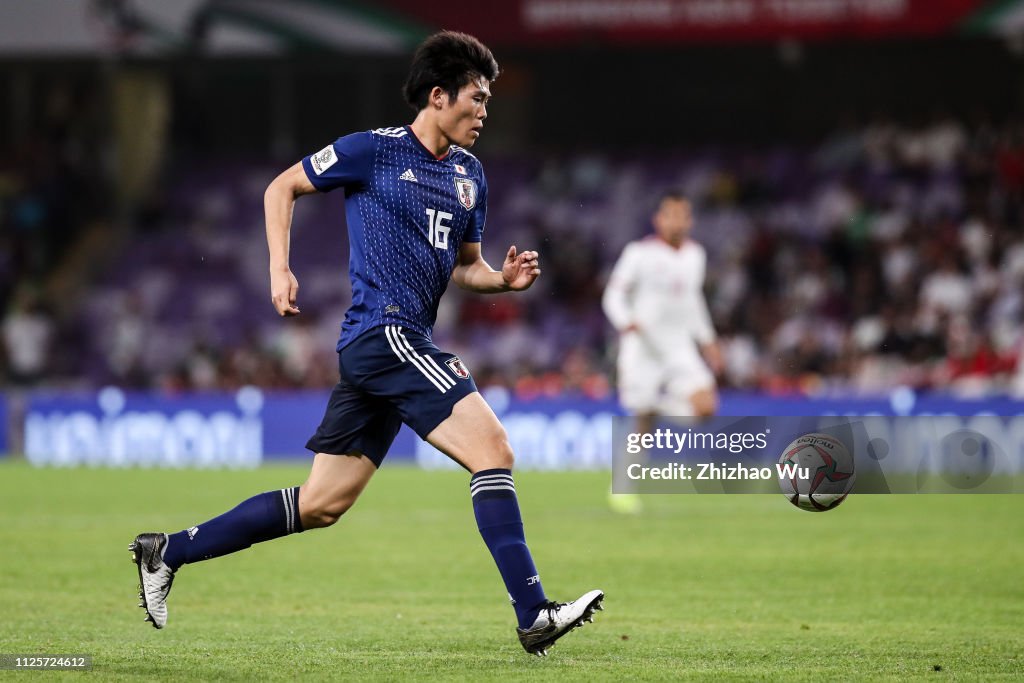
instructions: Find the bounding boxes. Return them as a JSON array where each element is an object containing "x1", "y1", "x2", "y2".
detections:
[{"x1": 3, "y1": 115, "x2": 1023, "y2": 398}]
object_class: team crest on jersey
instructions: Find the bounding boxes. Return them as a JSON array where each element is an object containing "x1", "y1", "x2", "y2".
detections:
[
  {"x1": 454, "y1": 177, "x2": 476, "y2": 211},
  {"x1": 445, "y1": 356, "x2": 471, "y2": 379}
]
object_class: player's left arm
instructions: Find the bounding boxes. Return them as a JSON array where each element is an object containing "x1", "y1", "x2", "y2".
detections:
[
  {"x1": 451, "y1": 241, "x2": 541, "y2": 293},
  {"x1": 691, "y1": 248, "x2": 724, "y2": 375},
  {"x1": 448, "y1": 166, "x2": 539, "y2": 293}
]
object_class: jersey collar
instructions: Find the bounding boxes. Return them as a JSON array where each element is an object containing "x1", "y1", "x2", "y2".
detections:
[
  {"x1": 405, "y1": 125, "x2": 451, "y2": 161},
  {"x1": 652, "y1": 234, "x2": 689, "y2": 251}
]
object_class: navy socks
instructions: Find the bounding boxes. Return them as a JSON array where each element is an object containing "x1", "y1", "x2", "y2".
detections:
[
  {"x1": 163, "y1": 487, "x2": 303, "y2": 570},
  {"x1": 162, "y1": 474, "x2": 547, "y2": 630},
  {"x1": 470, "y1": 469, "x2": 548, "y2": 629}
]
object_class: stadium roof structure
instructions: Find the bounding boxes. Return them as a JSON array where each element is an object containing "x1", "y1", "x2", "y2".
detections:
[
  {"x1": 3, "y1": 0, "x2": 1024, "y2": 56},
  {"x1": 0, "y1": 0, "x2": 431, "y2": 56}
]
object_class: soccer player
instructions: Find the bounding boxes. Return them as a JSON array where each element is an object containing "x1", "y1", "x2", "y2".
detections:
[
  {"x1": 129, "y1": 31, "x2": 602, "y2": 657},
  {"x1": 602, "y1": 191, "x2": 722, "y2": 510}
]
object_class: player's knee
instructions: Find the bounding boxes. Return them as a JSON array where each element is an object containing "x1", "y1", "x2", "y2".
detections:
[
  {"x1": 301, "y1": 492, "x2": 357, "y2": 529},
  {"x1": 471, "y1": 428, "x2": 515, "y2": 472},
  {"x1": 491, "y1": 430, "x2": 515, "y2": 470}
]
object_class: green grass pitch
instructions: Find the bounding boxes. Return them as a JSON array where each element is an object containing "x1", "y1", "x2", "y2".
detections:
[{"x1": 1, "y1": 460, "x2": 1021, "y2": 680}]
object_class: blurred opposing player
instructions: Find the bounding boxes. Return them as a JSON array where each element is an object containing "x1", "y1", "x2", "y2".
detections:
[
  {"x1": 603, "y1": 191, "x2": 721, "y2": 510},
  {"x1": 128, "y1": 30, "x2": 601, "y2": 657}
]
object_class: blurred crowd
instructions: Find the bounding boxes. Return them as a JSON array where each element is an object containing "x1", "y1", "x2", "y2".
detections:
[
  {"x1": 713, "y1": 112, "x2": 1024, "y2": 398},
  {"x1": 1, "y1": 80, "x2": 109, "y2": 388},
  {"x1": 2, "y1": 112, "x2": 1023, "y2": 399}
]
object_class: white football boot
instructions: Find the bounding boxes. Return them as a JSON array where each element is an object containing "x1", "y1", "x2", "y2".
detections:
[
  {"x1": 129, "y1": 533, "x2": 176, "y2": 629},
  {"x1": 516, "y1": 589, "x2": 604, "y2": 656}
]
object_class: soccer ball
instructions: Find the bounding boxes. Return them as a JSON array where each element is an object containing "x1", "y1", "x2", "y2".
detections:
[{"x1": 777, "y1": 432, "x2": 855, "y2": 512}]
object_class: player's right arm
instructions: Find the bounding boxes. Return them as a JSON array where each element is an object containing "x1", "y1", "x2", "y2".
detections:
[
  {"x1": 602, "y1": 243, "x2": 640, "y2": 334},
  {"x1": 265, "y1": 162, "x2": 317, "y2": 317},
  {"x1": 265, "y1": 132, "x2": 373, "y2": 317}
]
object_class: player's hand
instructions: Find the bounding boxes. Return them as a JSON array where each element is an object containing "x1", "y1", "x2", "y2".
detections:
[
  {"x1": 270, "y1": 267, "x2": 301, "y2": 316},
  {"x1": 502, "y1": 245, "x2": 541, "y2": 291}
]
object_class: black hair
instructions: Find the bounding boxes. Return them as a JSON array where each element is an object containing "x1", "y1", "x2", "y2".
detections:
[
  {"x1": 403, "y1": 30, "x2": 499, "y2": 112},
  {"x1": 658, "y1": 189, "x2": 689, "y2": 205}
]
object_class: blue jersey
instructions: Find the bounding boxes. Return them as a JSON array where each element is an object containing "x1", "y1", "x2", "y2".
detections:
[{"x1": 301, "y1": 126, "x2": 487, "y2": 350}]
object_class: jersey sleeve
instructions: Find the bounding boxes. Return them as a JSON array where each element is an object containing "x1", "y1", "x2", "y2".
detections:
[
  {"x1": 301, "y1": 131, "x2": 374, "y2": 193},
  {"x1": 464, "y1": 167, "x2": 487, "y2": 243},
  {"x1": 602, "y1": 242, "x2": 639, "y2": 331}
]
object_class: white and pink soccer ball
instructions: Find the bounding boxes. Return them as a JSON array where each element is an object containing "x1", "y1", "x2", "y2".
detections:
[{"x1": 777, "y1": 433, "x2": 856, "y2": 512}]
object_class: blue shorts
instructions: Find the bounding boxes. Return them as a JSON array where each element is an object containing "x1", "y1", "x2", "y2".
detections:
[{"x1": 305, "y1": 325, "x2": 478, "y2": 467}]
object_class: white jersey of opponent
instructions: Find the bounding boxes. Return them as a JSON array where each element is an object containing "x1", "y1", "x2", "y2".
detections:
[{"x1": 602, "y1": 236, "x2": 716, "y2": 413}]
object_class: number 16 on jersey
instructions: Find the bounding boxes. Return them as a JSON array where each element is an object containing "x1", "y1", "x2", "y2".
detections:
[{"x1": 425, "y1": 208, "x2": 452, "y2": 250}]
